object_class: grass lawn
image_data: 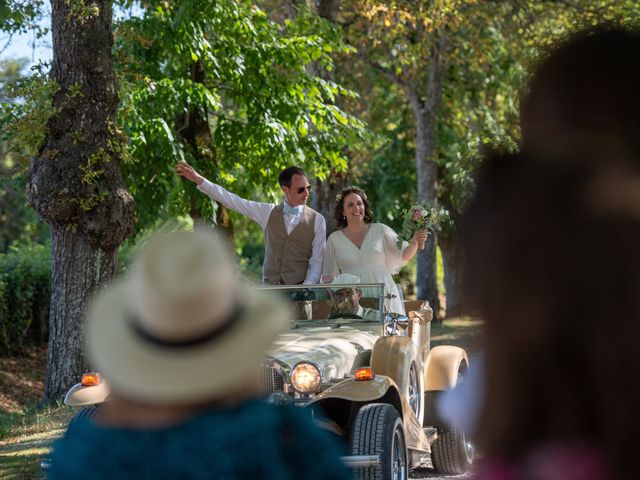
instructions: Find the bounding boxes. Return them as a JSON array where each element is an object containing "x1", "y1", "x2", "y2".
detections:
[
  {"x1": 0, "y1": 344, "x2": 74, "y2": 479},
  {"x1": 0, "y1": 406, "x2": 74, "y2": 480},
  {"x1": 431, "y1": 316, "x2": 484, "y2": 357},
  {"x1": 0, "y1": 316, "x2": 483, "y2": 479}
]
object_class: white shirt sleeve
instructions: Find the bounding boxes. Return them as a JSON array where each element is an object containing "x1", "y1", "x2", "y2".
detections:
[
  {"x1": 197, "y1": 179, "x2": 274, "y2": 229},
  {"x1": 321, "y1": 232, "x2": 340, "y2": 281},
  {"x1": 304, "y1": 213, "x2": 326, "y2": 284}
]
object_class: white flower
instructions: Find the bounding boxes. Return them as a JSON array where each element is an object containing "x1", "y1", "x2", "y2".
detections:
[{"x1": 420, "y1": 209, "x2": 428, "y2": 217}]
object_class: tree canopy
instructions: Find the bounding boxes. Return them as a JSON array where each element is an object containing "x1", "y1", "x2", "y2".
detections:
[{"x1": 113, "y1": 0, "x2": 368, "y2": 230}]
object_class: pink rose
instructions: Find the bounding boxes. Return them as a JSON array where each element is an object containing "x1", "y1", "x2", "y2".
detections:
[{"x1": 412, "y1": 209, "x2": 422, "y2": 222}]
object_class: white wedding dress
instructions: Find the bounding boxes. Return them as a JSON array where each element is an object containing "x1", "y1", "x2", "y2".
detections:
[{"x1": 323, "y1": 223, "x2": 409, "y2": 315}]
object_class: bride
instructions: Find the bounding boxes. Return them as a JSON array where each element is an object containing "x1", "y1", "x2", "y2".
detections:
[{"x1": 322, "y1": 186, "x2": 427, "y2": 315}]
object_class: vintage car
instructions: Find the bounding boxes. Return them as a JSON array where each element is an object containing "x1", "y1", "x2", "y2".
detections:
[{"x1": 64, "y1": 282, "x2": 474, "y2": 478}]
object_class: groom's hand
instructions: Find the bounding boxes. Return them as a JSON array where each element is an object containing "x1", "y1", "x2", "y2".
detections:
[{"x1": 174, "y1": 161, "x2": 205, "y2": 185}]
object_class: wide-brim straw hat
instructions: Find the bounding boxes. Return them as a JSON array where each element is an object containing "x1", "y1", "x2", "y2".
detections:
[{"x1": 86, "y1": 229, "x2": 290, "y2": 405}]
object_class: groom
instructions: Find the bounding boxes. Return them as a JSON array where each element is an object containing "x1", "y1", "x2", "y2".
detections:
[{"x1": 175, "y1": 161, "x2": 325, "y2": 285}]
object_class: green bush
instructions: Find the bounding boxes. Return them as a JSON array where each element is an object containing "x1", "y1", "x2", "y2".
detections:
[{"x1": 0, "y1": 242, "x2": 51, "y2": 356}]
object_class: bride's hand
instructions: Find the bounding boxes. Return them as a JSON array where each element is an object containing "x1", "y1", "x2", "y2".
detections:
[
  {"x1": 412, "y1": 229, "x2": 428, "y2": 245},
  {"x1": 174, "y1": 161, "x2": 205, "y2": 185}
]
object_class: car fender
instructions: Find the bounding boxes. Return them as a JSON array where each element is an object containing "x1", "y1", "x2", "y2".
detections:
[
  {"x1": 308, "y1": 376, "x2": 403, "y2": 438},
  {"x1": 371, "y1": 336, "x2": 429, "y2": 452},
  {"x1": 309, "y1": 374, "x2": 430, "y2": 453},
  {"x1": 370, "y1": 335, "x2": 421, "y2": 396},
  {"x1": 309, "y1": 375, "x2": 399, "y2": 403},
  {"x1": 424, "y1": 345, "x2": 468, "y2": 391}
]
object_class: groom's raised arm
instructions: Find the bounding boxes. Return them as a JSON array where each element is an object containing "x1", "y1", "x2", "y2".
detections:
[
  {"x1": 197, "y1": 179, "x2": 274, "y2": 229},
  {"x1": 175, "y1": 161, "x2": 274, "y2": 229}
]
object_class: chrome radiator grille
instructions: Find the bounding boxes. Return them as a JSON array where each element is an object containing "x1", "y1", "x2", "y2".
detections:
[{"x1": 257, "y1": 363, "x2": 287, "y2": 397}]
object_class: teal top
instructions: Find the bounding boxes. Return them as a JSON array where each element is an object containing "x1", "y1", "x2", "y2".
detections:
[{"x1": 48, "y1": 399, "x2": 350, "y2": 480}]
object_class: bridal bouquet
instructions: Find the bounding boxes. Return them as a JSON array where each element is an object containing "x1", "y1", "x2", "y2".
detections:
[{"x1": 396, "y1": 202, "x2": 449, "y2": 251}]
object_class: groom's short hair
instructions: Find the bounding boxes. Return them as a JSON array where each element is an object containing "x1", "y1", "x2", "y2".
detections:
[{"x1": 278, "y1": 166, "x2": 306, "y2": 188}]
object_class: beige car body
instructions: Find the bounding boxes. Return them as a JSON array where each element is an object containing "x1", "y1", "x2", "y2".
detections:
[
  {"x1": 64, "y1": 284, "x2": 471, "y2": 474},
  {"x1": 294, "y1": 302, "x2": 468, "y2": 457}
]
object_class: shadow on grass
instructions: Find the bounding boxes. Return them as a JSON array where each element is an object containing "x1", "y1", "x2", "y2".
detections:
[
  {"x1": 0, "y1": 453, "x2": 45, "y2": 480},
  {"x1": 0, "y1": 434, "x2": 56, "y2": 480},
  {"x1": 0, "y1": 406, "x2": 73, "y2": 480},
  {"x1": 431, "y1": 316, "x2": 484, "y2": 357}
]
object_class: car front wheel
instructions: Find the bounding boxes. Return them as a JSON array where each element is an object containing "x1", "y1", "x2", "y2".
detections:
[{"x1": 350, "y1": 403, "x2": 408, "y2": 480}]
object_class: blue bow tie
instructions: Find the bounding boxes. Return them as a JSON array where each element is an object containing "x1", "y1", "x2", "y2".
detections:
[{"x1": 283, "y1": 204, "x2": 302, "y2": 216}]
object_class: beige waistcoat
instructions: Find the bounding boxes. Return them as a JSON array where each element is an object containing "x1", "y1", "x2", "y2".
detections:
[{"x1": 263, "y1": 205, "x2": 317, "y2": 284}]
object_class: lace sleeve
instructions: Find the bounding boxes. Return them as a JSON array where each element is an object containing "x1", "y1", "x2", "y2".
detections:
[{"x1": 381, "y1": 223, "x2": 409, "y2": 274}]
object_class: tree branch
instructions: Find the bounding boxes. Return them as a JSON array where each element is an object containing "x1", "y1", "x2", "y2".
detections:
[
  {"x1": 0, "y1": 33, "x2": 14, "y2": 56},
  {"x1": 364, "y1": 55, "x2": 412, "y2": 92}
]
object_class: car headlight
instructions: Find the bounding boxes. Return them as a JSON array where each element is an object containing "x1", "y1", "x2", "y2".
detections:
[{"x1": 291, "y1": 362, "x2": 322, "y2": 394}]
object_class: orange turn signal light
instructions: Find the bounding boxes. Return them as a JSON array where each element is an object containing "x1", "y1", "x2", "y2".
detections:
[
  {"x1": 354, "y1": 367, "x2": 374, "y2": 381},
  {"x1": 81, "y1": 372, "x2": 102, "y2": 386}
]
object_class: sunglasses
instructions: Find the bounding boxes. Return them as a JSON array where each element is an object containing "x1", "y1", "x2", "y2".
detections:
[{"x1": 296, "y1": 185, "x2": 312, "y2": 194}]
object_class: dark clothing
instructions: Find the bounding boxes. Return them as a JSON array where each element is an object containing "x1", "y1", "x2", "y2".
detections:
[{"x1": 49, "y1": 399, "x2": 350, "y2": 480}]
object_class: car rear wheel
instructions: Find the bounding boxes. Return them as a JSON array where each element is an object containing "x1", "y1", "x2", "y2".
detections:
[
  {"x1": 430, "y1": 427, "x2": 474, "y2": 474},
  {"x1": 350, "y1": 403, "x2": 408, "y2": 480},
  {"x1": 430, "y1": 367, "x2": 474, "y2": 475}
]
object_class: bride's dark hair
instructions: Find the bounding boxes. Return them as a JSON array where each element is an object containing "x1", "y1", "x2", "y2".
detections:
[{"x1": 334, "y1": 186, "x2": 374, "y2": 229}]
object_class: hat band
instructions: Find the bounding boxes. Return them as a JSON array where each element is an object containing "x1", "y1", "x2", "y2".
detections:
[{"x1": 127, "y1": 303, "x2": 245, "y2": 349}]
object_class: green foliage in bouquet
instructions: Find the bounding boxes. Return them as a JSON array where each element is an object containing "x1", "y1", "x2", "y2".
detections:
[{"x1": 396, "y1": 202, "x2": 450, "y2": 249}]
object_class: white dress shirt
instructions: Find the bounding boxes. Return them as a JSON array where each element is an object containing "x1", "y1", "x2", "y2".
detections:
[
  {"x1": 197, "y1": 179, "x2": 326, "y2": 284},
  {"x1": 356, "y1": 305, "x2": 379, "y2": 321}
]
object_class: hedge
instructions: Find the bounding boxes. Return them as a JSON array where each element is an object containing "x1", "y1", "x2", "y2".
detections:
[{"x1": 0, "y1": 242, "x2": 51, "y2": 356}]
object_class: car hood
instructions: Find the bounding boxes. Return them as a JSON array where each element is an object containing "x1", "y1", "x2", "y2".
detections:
[{"x1": 268, "y1": 327, "x2": 378, "y2": 381}]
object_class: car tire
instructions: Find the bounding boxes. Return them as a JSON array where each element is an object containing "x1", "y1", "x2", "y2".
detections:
[
  {"x1": 430, "y1": 426, "x2": 474, "y2": 475},
  {"x1": 350, "y1": 403, "x2": 408, "y2": 480},
  {"x1": 430, "y1": 367, "x2": 474, "y2": 475}
]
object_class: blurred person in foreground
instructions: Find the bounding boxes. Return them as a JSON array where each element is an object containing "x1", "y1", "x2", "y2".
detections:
[
  {"x1": 48, "y1": 230, "x2": 350, "y2": 480},
  {"x1": 464, "y1": 27, "x2": 640, "y2": 480}
]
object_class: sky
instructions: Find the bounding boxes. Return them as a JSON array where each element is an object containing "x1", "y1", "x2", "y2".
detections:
[
  {"x1": 0, "y1": 30, "x2": 52, "y2": 67},
  {"x1": 1, "y1": 1, "x2": 140, "y2": 71},
  {"x1": 0, "y1": 0, "x2": 53, "y2": 69}
]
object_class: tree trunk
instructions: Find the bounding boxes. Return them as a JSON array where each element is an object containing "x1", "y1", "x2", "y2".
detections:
[
  {"x1": 440, "y1": 232, "x2": 466, "y2": 317},
  {"x1": 311, "y1": 170, "x2": 347, "y2": 236},
  {"x1": 45, "y1": 225, "x2": 117, "y2": 399},
  {"x1": 305, "y1": 0, "x2": 346, "y2": 234},
  {"x1": 317, "y1": 0, "x2": 340, "y2": 19},
  {"x1": 28, "y1": 0, "x2": 135, "y2": 402},
  {"x1": 408, "y1": 32, "x2": 447, "y2": 320}
]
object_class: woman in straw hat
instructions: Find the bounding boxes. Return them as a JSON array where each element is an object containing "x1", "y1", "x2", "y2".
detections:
[{"x1": 48, "y1": 230, "x2": 350, "y2": 479}]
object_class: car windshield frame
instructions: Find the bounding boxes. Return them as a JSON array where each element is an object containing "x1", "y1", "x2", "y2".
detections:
[{"x1": 259, "y1": 283, "x2": 386, "y2": 327}]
